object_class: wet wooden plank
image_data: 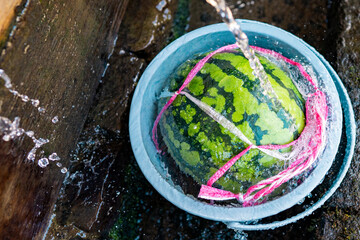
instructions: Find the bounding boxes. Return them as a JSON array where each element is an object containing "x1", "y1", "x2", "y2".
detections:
[
  {"x1": 0, "y1": 0, "x2": 128, "y2": 239},
  {"x1": 46, "y1": 0, "x2": 179, "y2": 238}
]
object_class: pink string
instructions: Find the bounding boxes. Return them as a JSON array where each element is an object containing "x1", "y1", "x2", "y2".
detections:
[
  {"x1": 207, "y1": 145, "x2": 254, "y2": 186},
  {"x1": 152, "y1": 44, "x2": 328, "y2": 206},
  {"x1": 198, "y1": 185, "x2": 243, "y2": 201},
  {"x1": 198, "y1": 91, "x2": 327, "y2": 205}
]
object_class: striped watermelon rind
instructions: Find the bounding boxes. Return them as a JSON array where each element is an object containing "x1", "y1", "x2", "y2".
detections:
[{"x1": 159, "y1": 49, "x2": 305, "y2": 193}]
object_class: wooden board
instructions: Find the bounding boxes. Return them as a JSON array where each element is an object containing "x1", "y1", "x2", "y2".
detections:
[{"x1": 0, "y1": 0, "x2": 128, "y2": 239}]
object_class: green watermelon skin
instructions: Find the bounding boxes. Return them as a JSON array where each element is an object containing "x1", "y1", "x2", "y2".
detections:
[{"x1": 159, "y1": 50, "x2": 305, "y2": 193}]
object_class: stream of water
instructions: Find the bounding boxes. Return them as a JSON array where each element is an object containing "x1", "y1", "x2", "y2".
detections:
[{"x1": 206, "y1": 0, "x2": 275, "y2": 96}]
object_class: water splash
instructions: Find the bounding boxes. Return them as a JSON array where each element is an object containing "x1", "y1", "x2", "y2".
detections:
[
  {"x1": 0, "y1": 69, "x2": 43, "y2": 110},
  {"x1": 234, "y1": 230, "x2": 248, "y2": 240},
  {"x1": 205, "y1": 0, "x2": 275, "y2": 95},
  {"x1": 27, "y1": 138, "x2": 49, "y2": 162},
  {"x1": 52, "y1": 116, "x2": 59, "y2": 124},
  {"x1": 0, "y1": 116, "x2": 48, "y2": 163},
  {"x1": 0, "y1": 70, "x2": 66, "y2": 173},
  {"x1": 49, "y1": 152, "x2": 60, "y2": 161},
  {"x1": 38, "y1": 158, "x2": 49, "y2": 168},
  {"x1": 0, "y1": 116, "x2": 25, "y2": 141},
  {"x1": 0, "y1": 116, "x2": 67, "y2": 171}
]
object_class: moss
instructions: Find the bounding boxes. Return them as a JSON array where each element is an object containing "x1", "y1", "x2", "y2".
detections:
[
  {"x1": 108, "y1": 165, "x2": 142, "y2": 240},
  {"x1": 169, "y1": 0, "x2": 190, "y2": 41}
]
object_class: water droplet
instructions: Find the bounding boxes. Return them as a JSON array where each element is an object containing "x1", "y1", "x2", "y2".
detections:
[
  {"x1": 60, "y1": 167, "x2": 67, "y2": 174},
  {"x1": 156, "y1": 0, "x2": 166, "y2": 11},
  {"x1": 27, "y1": 150, "x2": 36, "y2": 161},
  {"x1": 38, "y1": 107, "x2": 46, "y2": 113},
  {"x1": 234, "y1": 230, "x2": 248, "y2": 240},
  {"x1": 10, "y1": 89, "x2": 18, "y2": 96},
  {"x1": 21, "y1": 95, "x2": 30, "y2": 102},
  {"x1": 0, "y1": 70, "x2": 13, "y2": 89},
  {"x1": 102, "y1": 63, "x2": 110, "y2": 78},
  {"x1": 15, "y1": 128, "x2": 24, "y2": 136},
  {"x1": 2, "y1": 135, "x2": 10, "y2": 141},
  {"x1": 52, "y1": 116, "x2": 59, "y2": 124},
  {"x1": 31, "y1": 99, "x2": 40, "y2": 107},
  {"x1": 25, "y1": 131, "x2": 34, "y2": 137},
  {"x1": 49, "y1": 152, "x2": 60, "y2": 161},
  {"x1": 34, "y1": 138, "x2": 48, "y2": 148},
  {"x1": 56, "y1": 162, "x2": 62, "y2": 167},
  {"x1": 5, "y1": 82, "x2": 12, "y2": 89},
  {"x1": 38, "y1": 158, "x2": 49, "y2": 168}
]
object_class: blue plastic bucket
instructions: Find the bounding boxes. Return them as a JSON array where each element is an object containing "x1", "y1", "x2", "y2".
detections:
[{"x1": 129, "y1": 20, "x2": 352, "y2": 227}]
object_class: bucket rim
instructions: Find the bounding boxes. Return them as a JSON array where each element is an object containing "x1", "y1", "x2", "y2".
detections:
[{"x1": 129, "y1": 19, "x2": 343, "y2": 222}]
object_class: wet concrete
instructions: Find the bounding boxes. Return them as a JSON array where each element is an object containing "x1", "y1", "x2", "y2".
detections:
[
  {"x1": 330, "y1": 0, "x2": 360, "y2": 207},
  {"x1": 313, "y1": 0, "x2": 360, "y2": 239},
  {"x1": 1, "y1": 0, "x2": 358, "y2": 239},
  {"x1": 189, "y1": 0, "x2": 329, "y2": 53}
]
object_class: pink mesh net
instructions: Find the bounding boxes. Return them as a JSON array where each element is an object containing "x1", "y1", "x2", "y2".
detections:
[{"x1": 152, "y1": 44, "x2": 328, "y2": 206}]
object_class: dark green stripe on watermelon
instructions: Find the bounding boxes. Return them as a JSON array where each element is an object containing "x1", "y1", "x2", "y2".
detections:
[
  {"x1": 159, "y1": 49, "x2": 305, "y2": 193},
  {"x1": 238, "y1": 112, "x2": 268, "y2": 145},
  {"x1": 208, "y1": 57, "x2": 299, "y2": 136},
  {"x1": 262, "y1": 62, "x2": 305, "y2": 113}
]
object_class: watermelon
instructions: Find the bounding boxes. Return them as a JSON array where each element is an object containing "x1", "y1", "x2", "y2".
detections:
[{"x1": 159, "y1": 49, "x2": 305, "y2": 193}]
